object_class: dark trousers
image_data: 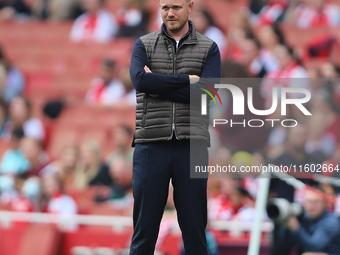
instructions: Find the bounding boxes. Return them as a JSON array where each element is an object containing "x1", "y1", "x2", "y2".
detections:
[{"x1": 129, "y1": 138, "x2": 209, "y2": 255}]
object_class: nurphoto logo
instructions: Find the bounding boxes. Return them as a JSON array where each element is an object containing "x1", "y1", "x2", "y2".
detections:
[{"x1": 200, "y1": 84, "x2": 312, "y2": 128}]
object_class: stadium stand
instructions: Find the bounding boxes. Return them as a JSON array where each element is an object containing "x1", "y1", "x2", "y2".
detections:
[{"x1": 0, "y1": 0, "x2": 340, "y2": 254}]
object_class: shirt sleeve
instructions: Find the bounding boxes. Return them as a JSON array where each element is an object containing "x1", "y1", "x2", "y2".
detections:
[
  {"x1": 158, "y1": 42, "x2": 222, "y2": 103},
  {"x1": 129, "y1": 38, "x2": 190, "y2": 94}
]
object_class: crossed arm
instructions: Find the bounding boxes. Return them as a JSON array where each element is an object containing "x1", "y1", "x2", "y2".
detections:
[{"x1": 129, "y1": 38, "x2": 221, "y2": 103}]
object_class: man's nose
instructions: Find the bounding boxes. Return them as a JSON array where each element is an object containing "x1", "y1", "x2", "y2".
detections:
[{"x1": 168, "y1": 9, "x2": 175, "y2": 17}]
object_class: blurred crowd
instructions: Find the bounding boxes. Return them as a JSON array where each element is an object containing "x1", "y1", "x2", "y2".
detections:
[
  {"x1": 0, "y1": 34, "x2": 137, "y2": 216},
  {"x1": 0, "y1": 122, "x2": 134, "y2": 215},
  {"x1": 0, "y1": 0, "x2": 340, "y2": 252}
]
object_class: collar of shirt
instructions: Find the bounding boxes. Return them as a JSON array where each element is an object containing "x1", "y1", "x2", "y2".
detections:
[{"x1": 161, "y1": 20, "x2": 193, "y2": 50}]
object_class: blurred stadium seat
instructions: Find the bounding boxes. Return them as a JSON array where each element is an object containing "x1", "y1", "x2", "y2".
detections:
[{"x1": 17, "y1": 224, "x2": 60, "y2": 255}]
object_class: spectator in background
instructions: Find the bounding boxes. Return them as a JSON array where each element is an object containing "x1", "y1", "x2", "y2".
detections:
[
  {"x1": 85, "y1": 59, "x2": 125, "y2": 107},
  {"x1": 249, "y1": 0, "x2": 281, "y2": 16},
  {"x1": 270, "y1": 125, "x2": 325, "y2": 203},
  {"x1": 0, "y1": 0, "x2": 31, "y2": 21},
  {"x1": 40, "y1": 145, "x2": 79, "y2": 189},
  {"x1": 41, "y1": 173, "x2": 77, "y2": 216},
  {"x1": 333, "y1": 145, "x2": 340, "y2": 173},
  {"x1": 0, "y1": 60, "x2": 5, "y2": 92},
  {"x1": 320, "y1": 62, "x2": 340, "y2": 110},
  {"x1": 208, "y1": 178, "x2": 236, "y2": 221},
  {"x1": 310, "y1": 88, "x2": 340, "y2": 144},
  {"x1": 307, "y1": 67, "x2": 324, "y2": 94},
  {"x1": 0, "y1": 174, "x2": 16, "y2": 205},
  {"x1": 216, "y1": 62, "x2": 269, "y2": 153},
  {"x1": 70, "y1": 0, "x2": 118, "y2": 43},
  {"x1": 265, "y1": 43, "x2": 308, "y2": 79},
  {"x1": 256, "y1": 24, "x2": 284, "y2": 73},
  {"x1": 226, "y1": 13, "x2": 254, "y2": 61},
  {"x1": 0, "y1": 98, "x2": 9, "y2": 139},
  {"x1": 305, "y1": 112, "x2": 337, "y2": 158},
  {"x1": 261, "y1": 43, "x2": 309, "y2": 109},
  {"x1": 20, "y1": 137, "x2": 49, "y2": 176},
  {"x1": 266, "y1": 104, "x2": 290, "y2": 159},
  {"x1": 73, "y1": 140, "x2": 110, "y2": 190},
  {"x1": 0, "y1": 127, "x2": 30, "y2": 175},
  {"x1": 251, "y1": 0, "x2": 288, "y2": 27},
  {"x1": 285, "y1": 0, "x2": 340, "y2": 28},
  {"x1": 32, "y1": 0, "x2": 82, "y2": 20},
  {"x1": 190, "y1": 9, "x2": 227, "y2": 55},
  {"x1": 9, "y1": 173, "x2": 35, "y2": 213},
  {"x1": 107, "y1": 125, "x2": 133, "y2": 201},
  {"x1": 238, "y1": 38, "x2": 268, "y2": 77},
  {"x1": 118, "y1": 66, "x2": 136, "y2": 106},
  {"x1": 320, "y1": 62, "x2": 340, "y2": 80},
  {"x1": 116, "y1": 0, "x2": 150, "y2": 38},
  {"x1": 243, "y1": 150, "x2": 267, "y2": 199},
  {"x1": 228, "y1": 187, "x2": 257, "y2": 222},
  {"x1": 0, "y1": 46, "x2": 25, "y2": 103},
  {"x1": 209, "y1": 178, "x2": 256, "y2": 222},
  {"x1": 8, "y1": 96, "x2": 45, "y2": 142},
  {"x1": 272, "y1": 188, "x2": 340, "y2": 255}
]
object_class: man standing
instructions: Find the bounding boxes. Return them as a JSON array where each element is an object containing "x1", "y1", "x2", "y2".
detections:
[{"x1": 129, "y1": 0, "x2": 221, "y2": 254}]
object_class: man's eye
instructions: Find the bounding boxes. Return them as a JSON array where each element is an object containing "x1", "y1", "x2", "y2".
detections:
[{"x1": 163, "y1": 7, "x2": 169, "y2": 10}]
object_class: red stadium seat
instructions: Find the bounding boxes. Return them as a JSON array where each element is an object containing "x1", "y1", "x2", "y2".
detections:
[
  {"x1": 279, "y1": 24, "x2": 331, "y2": 48},
  {"x1": 0, "y1": 226, "x2": 25, "y2": 255},
  {"x1": 61, "y1": 228, "x2": 133, "y2": 253},
  {"x1": 53, "y1": 74, "x2": 94, "y2": 98},
  {"x1": 17, "y1": 224, "x2": 61, "y2": 255},
  {"x1": 24, "y1": 72, "x2": 54, "y2": 96},
  {"x1": 57, "y1": 104, "x2": 97, "y2": 126},
  {"x1": 47, "y1": 125, "x2": 78, "y2": 159}
]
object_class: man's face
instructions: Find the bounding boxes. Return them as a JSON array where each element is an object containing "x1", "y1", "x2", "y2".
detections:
[
  {"x1": 304, "y1": 190, "x2": 327, "y2": 219},
  {"x1": 83, "y1": 0, "x2": 101, "y2": 14},
  {"x1": 20, "y1": 137, "x2": 41, "y2": 162},
  {"x1": 240, "y1": 39, "x2": 258, "y2": 65},
  {"x1": 160, "y1": 0, "x2": 193, "y2": 33},
  {"x1": 100, "y1": 65, "x2": 114, "y2": 84},
  {"x1": 113, "y1": 126, "x2": 131, "y2": 149},
  {"x1": 274, "y1": 45, "x2": 293, "y2": 69}
]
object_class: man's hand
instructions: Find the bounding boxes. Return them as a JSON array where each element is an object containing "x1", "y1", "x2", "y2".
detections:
[
  {"x1": 144, "y1": 66, "x2": 152, "y2": 73},
  {"x1": 189, "y1": 75, "x2": 200, "y2": 84},
  {"x1": 285, "y1": 216, "x2": 300, "y2": 231},
  {"x1": 144, "y1": 66, "x2": 159, "y2": 97}
]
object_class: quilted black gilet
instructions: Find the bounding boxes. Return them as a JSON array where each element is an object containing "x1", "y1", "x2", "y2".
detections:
[{"x1": 134, "y1": 21, "x2": 213, "y2": 146}]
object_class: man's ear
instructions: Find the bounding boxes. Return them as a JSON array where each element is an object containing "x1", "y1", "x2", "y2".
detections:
[{"x1": 188, "y1": 1, "x2": 194, "y2": 14}]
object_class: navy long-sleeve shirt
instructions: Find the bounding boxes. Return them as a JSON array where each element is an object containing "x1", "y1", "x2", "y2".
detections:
[{"x1": 129, "y1": 29, "x2": 221, "y2": 104}]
